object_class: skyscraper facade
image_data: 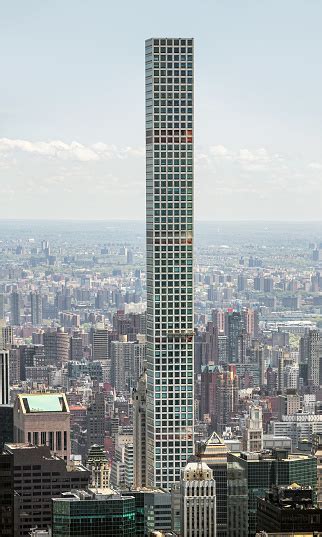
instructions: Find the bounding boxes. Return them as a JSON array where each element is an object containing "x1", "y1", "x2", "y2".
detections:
[
  {"x1": 145, "y1": 37, "x2": 194, "y2": 489},
  {"x1": 30, "y1": 291, "x2": 42, "y2": 326},
  {"x1": 0, "y1": 349, "x2": 10, "y2": 405},
  {"x1": 10, "y1": 291, "x2": 21, "y2": 326}
]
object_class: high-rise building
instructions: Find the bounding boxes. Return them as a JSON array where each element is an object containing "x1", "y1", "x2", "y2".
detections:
[
  {"x1": 196, "y1": 431, "x2": 228, "y2": 537},
  {"x1": 2, "y1": 443, "x2": 89, "y2": 537},
  {"x1": 180, "y1": 461, "x2": 217, "y2": 537},
  {"x1": 91, "y1": 325, "x2": 109, "y2": 361},
  {"x1": 0, "y1": 452, "x2": 14, "y2": 537},
  {"x1": 52, "y1": 489, "x2": 136, "y2": 537},
  {"x1": 122, "y1": 489, "x2": 172, "y2": 536},
  {"x1": 86, "y1": 444, "x2": 110, "y2": 490},
  {"x1": 86, "y1": 392, "x2": 106, "y2": 452},
  {"x1": 145, "y1": 37, "x2": 194, "y2": 489},
  {"x1": 13, "y1": 392, "x2": 71, "y2": 461},
  {"x1": 200, "y1": 364, "x2": 238, "y2": 433},
  {"x1": 30, "y1": 291, "x2": 42, "y2": 326},
  {"x1": 10, "y1": 291, "x2": 21, "y2": 326},
  {"x1": 69, "y1": 334, "x2": 83, "y2": 360},
  {"x1": 256, "y1": 484, "x2": 322, "y2": 534},
  {"x1": 242, "y1": 404, "x2": 263, "y2": 452},
  {"x1": 0, "y1": 293, "x2": 5, "y2": 320},
  {"x1": 111, "y1": 337, "x2": 132, "y2": 392},
  {"x1": 43, "y1": 328, "x2": 70, "y2": 366},
  {"x1": 227, "y1": 450, "x2": 317, "y2": 537},
  {"x1": 0, "y1": 349, "x2": 10, "y2": 405},
  {"x1": 0, "y1": 405, "x2": 13, "y2": 450},
  {"x1": 133, "y1": 371, "x2": 147, "y2": 488},
  {"x1": 312, "y1": 433, "x2": 322, "y2": 509},
  {"x1": 226, "y1": 310, "x2": 243, "y2": 363},
  {"x1": 308, "y1": 330, "x2": 322, "y2": 387},
  {"x1": 1, "y1": 326, "x2": 13, "y2": 348}
]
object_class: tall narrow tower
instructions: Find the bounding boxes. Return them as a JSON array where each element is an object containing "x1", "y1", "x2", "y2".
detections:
[{"x1": 145, "y1": 37, "x2": 194, "y2": 489}]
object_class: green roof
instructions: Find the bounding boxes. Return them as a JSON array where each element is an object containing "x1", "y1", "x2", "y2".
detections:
[{"x1": 22, "y1": 394, "x2": 67, "y2": 413}]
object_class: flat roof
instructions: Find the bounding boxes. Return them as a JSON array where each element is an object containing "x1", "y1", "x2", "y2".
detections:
[{"x1": 18, "y1": 393, "x2": 69, "y2": 413}]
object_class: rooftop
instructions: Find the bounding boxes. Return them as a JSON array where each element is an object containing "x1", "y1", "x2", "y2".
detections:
[{"x1": 17, "y1": 393, "x2": 69, "y2": 413}]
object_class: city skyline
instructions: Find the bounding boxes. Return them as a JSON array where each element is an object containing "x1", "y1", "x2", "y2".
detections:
[{"x1": 1, "y1": 1, "x2": 322, "y2": 220}]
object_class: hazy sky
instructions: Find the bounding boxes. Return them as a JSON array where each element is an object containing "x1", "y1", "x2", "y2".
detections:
[{"x1": 1, "y1": 0, "x2": 322, "y2": 220}]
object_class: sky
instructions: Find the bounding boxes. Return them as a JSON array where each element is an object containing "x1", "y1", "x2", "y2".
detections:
[{"x1": 0, "y1": 0, "x2": 322, "y2": 221}]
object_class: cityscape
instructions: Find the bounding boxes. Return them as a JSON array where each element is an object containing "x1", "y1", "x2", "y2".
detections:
[{"x1": 1, "y1": 3, "x2": 322, "y2": 537}]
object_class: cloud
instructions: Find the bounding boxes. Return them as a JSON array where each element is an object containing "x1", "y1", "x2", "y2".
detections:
[
  {"x1": 0, "y1": 137, "x2": 321, "y2": 219},
  {"x1": 0, "y1": 138, "x2": 145, "y2": 163},
  {"x1": 308, "y1": 162, "x2": 322, "y2": 170}
]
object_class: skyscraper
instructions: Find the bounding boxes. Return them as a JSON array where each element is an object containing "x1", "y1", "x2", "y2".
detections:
[
  {"x1": 227, "y1": 450, "x2": 317, "y2": 537},
  {"x1": 30, "y1": 291, "x2": 42, "y2": 326},
  {"x1": 308, "y1": 329, "x2": 322, "y2": 387},
  {"x1": 10, "y1": 291, "x2": 21, "y2": 326},
  {"x1": 2, "y1": 443, "x2": 89, "y2": 537},
  {"x1": 145, "y1": 37, "x2": 194, "y2": 489},
  {"x1": 180, "y1": 461, "x2": 217, "y2": 537},
  {"x1": 0, "y1": 350, "x2": 10, "y2": 405}
]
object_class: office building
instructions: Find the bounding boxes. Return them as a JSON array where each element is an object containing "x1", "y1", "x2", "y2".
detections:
[
  {"x1": 145, "y1": 37, "x2": 194, "y2": 489},
  {"x1": 69, "y1": 335, "x2": 83, "y2": 360},
  {"x1": 180, "y1": 461, "x2": 216, "y2": 537},
  {"x1": 86, "y1": 392, "x2": 106, "y2": 452},
  {"x1": 312, "y1": 433, "x2": 322, "y2": 508},
  {"x1": 196, "y1": 431, "x2": 228, "y2": 537},
  {"x1": 1, "y1": 326, "x2": 13, "y2": 350},
  {"x1": 86, "y1": 444, "x2": 110, "y2": 490},
  {"x1": 2, "y1": 443, "x2": 89, "y2": 537},
  {"x1": 0, "y1": 405, "x2": 13, "y2": 450},
  {"x1": 256, "y1": 484, "x2": 322, "y2": 534},
  {"x1": 123, "y1": 488, "x2": 172, "y2": 536},
  {"x1": 200, "y1": 364, "x2": 238, "y2": 433},
  {"x1": 91, "y1": 324, "x2": 109, "y2": 361},
  {"x1": 52, "y1": 489, "x2": 136, "y2": 537},
  {"x1": 0, "y1": 452, "x2": 14, "y2": 537},
  {"x1": 227, "y1": 450, "x2": 317, "y2": 537},
  {"x1": 226, "y1": 310, "x2": 243, "y2": 363},
  {"x1": 0, "y1": 349, "x2": 10, "y2": 405},
  {"x1": 30, "y1": 291, "x2": 42, "y2": 326},
  {"x1": 13, "y1": 392, "x2": 71, "y2": 461}
]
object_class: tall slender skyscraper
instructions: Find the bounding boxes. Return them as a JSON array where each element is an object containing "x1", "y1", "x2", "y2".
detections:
[{"x1": 145, "y1": 37, "x2": 194, "y2": 489}]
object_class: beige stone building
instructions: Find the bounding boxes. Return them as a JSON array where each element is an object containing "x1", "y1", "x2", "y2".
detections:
[{"x1": 13, "y1": 392, "x2": 71, "y2": 461}]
